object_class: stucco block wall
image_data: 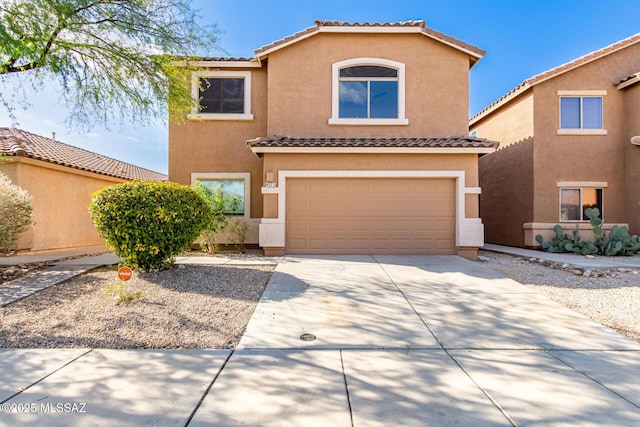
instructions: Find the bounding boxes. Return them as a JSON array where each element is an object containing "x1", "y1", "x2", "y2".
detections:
[
  {"x1": 624, "y1": 83, "x2": 640, "y2": 234},
  {"x1": 478, "y1": 138, "x2": 534, "y2": 246},
  {"x1": 471, "y1": 92, "x2": 534, "y2": 146},
  {"x1": 2, "y1": 160, "x2": 124, "y2": 252},
  {"x1": 265, "y1": 32, "x2": 471, "y2": 137},
  {"x1": 168, "y1": 68, "x2": 268, "y2": 219}
]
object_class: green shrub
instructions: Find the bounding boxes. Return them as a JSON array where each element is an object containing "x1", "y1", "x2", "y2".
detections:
[
  {"x1": 192, "y1": 181, "x2": 228, "y2": 254},
  {"x1": 0, "y1": 172, "x2": 33, "y2": 253},
  {"x1": 89, "y1": 180, "x2": 211, "y2": 269}
]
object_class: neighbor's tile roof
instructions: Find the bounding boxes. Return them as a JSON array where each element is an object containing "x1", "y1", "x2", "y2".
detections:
[
  {"x1": 247, "y1": 135, "x2": 498, "y2": 151},
  {"x1": 470, "y1": 32, "x2": 640, "y2": 125},
  {"x1": 255, "y1": 20, "x2": 485, "y2": 60},
  {"x1": 0, "y1": 127, "x2": 166, "y2": 181}
]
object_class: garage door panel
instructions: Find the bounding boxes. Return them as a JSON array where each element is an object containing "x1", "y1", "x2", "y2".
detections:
[{"x1": 286, "y1": 178, "x2": 455, "y2": 254}]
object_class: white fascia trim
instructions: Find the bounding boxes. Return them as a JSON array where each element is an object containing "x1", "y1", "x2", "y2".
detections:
[
  {"x1": 250, "y1": 147, "x2": 496, "y2": 155},
  {"x1": 617, "y1": 74, "x2": 640, "y2": 90},
  {"x1": 266, "y1": 170, "x2": 475, "y2": 248},
  {"x1": 469, "y1": 83, "x2": 531, "y2": 126},
  {"x1": 631, "y1": 136, "x2": 640, "y2": 145},
  {"x1": 331, "y1": 57, "x2": 406, "y2": 123},
  {"x1": 255, "y1": 27, "x2": 319, "y2": 58},
  {"x1": 191, "y1": 70, "x2": 252, "y2": 118},
  {"x1": 171, "y1": 60, "x2": 262, "y2": 68},
  {"x1": 190, "y1": 61, "x2": 261, "y2": 68},
  {"x1": 191, "y1": 172, "x2": 252, "y2": 219},
  {"x1": 419, "y1": 30, "x2": 483, "y2": 60}
]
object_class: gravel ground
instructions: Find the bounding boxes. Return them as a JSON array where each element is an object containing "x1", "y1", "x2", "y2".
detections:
[
  {"x1": 1, "y1": 249, "x2": 638, "y2": 348},
  {"x1": 0, "y1": 264, "x2": 273, "y2": 349},
  {"x1": 476, "y1": 250, "x2": 640, "y2": 343}
]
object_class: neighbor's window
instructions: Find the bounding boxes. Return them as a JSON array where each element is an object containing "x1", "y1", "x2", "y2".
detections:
[
  {"x1": 329, "y1": 58, "x2": 407, "y2": 125},
  {"x1": 189, "y1": 71, "x2": 252, "y2": 120},
  {"x1": 559, "y1": 188, "x2": 603, "y2": 221},
  {"x1": 560, "y1": 96, "x2": 603, "y2": 129},
  {"x1": 199, "y1": 179, "x2": 246, "y2": 216}
]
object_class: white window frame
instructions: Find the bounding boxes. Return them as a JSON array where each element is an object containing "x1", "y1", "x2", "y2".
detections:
[
  {"x1": 558, "y1": 185, "x2": 604, "y2": 222},
  {"x1": 189, "y1": 71, "x2": 253, "y2": 121},
  {"x1": 191, "y1": 172, "x2": 251, "y2": 219},
  {"x1": 329, "y1": 58, "x2": 408, "y2": 126},
  {"x1": 556, "y1": 90, "x2": 607, "y2": 135}
]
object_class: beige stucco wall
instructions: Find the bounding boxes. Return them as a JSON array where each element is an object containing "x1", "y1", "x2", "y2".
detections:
[
  {"x1": 265, "y1": 32, "x2": 472, "y2": 137},
  {"x1": 1, "y1": 158, "x2": 125, "y2": 252},
  {"x1": 262, "y1": 152, "x2": 479, "y2": 218},
  {"x1": 623, "y1": 82, "x2": 640, "y2": 234},
  {"x1": 168, "y1": 67, "x2": 267, "y2": 220}
]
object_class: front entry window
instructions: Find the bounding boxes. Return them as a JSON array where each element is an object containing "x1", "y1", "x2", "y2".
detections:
[{"x1": 560, "y1": 188, "x2": 603, "y2": 221}]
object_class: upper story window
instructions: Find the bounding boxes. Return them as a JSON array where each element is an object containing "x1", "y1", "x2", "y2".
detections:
[
  {"x1": 557, "y1": 90, "x2": 606, "y2": 135},
  {"x1": 189, "y1": 71, "x2": 253, "y2": 120},
  {"x1": 329, "y1": 58, "x2": 408, "y2": 126}
]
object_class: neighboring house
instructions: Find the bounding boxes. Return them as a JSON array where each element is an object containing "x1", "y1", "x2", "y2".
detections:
[
  {"x1": 470, "y1": 33, "x2": 640, "y2": 248},
  {"x1": 170, "y1": 20, "x2": 497, "y2": 258},
  {"x1": 0, "y1": 127, "x2": 167, "y2": 252}
]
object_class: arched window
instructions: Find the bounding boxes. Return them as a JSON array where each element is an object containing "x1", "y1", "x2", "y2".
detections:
[{"x1": 329, "y1": 58, "x2": 407, "y2": 125}]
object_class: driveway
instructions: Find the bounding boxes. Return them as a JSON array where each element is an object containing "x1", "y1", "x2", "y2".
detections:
[
  {"x1": 2, "y1": 255, "x2": 640, "y2": 426},
  {"x1": 200, "y1": 255, "x2": 640, "y2": 426}
]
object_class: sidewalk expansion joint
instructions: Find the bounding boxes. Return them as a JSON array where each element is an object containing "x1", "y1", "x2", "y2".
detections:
[
  {"x1": 339, "y1": 350, "x2": 355, "y2": 427},
  {"x1": 185, "y1": 349, "x2": 234, "y2": 426},
  {"x1": 0, "y1": 349, "x2": 93, "y2": 404}
]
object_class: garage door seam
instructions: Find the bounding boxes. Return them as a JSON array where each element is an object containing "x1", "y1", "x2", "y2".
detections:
[{"x1": 373, "y1": 257, "x2": 517, "y2": 426}]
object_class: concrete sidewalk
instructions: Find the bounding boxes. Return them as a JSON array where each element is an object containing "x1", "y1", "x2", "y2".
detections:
[{"x1": 1, "y1": 255, "x2": 639, "y2": 426}]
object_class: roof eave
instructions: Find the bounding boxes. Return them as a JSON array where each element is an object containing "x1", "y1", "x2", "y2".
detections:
[{"x1": 248, "y1": 146, "x2": 497, "y2": 157}]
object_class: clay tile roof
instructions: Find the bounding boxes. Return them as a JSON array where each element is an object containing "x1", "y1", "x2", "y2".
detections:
[
  {"x1": 254, "y1": 20, "x2": 485, "y2": 60},
  {"x1": 0, "y1": 127, "x2": 166, "y2": 181},
  {"x1": 470, "y1": 32, "x2": 640, "y2": 125},
  {"x1": 314, "y1": 20, "x2": 427, "y2": 27},
  {"x1": 247, "y1": 135, "x2": 498, "y2": 155}
]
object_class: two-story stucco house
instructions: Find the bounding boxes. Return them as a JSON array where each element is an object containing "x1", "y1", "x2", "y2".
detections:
[
  {"x1": 470, "y1": 33, "x2": 640, "y2": 248},
  {"x1": 169, "y1": 20, "x2": 497, "y2": 258}
]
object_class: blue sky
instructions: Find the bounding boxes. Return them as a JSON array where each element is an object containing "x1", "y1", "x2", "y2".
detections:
[{"x1": 2, "y1": 0, "x2": 640, "y2": 174}]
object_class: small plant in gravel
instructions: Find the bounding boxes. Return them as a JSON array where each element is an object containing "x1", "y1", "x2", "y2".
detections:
[
  {"x1": 0, "y1": 172, "x2": 33, "y2": 253},
  {"x1": 104, "y1": 281, "x2": 144, "y2": 304},
  {"x1": 192, "y1": 181, "x2": 228, "y2": 254},
  {"x1": 226, "y1": 219, "x2": 249, "y2": 253},
  {"x1": 89, "y1": 180, "x2": 212, "y2": 269},
  {"x1": 536, "y1": 208, "x2": 640, "y2": 257}
]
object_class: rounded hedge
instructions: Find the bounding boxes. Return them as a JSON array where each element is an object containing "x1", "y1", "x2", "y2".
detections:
[{"x1": 89, "y1": 180, "x2": 211, "y2": 269}]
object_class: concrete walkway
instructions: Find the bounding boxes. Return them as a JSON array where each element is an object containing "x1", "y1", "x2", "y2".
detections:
[
  {"x1": 484, "y1": 243, "x2": 640, "y2": 268},
  {"x1": 1, "y1": 255, "x2": 639, "y2": 425}
]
